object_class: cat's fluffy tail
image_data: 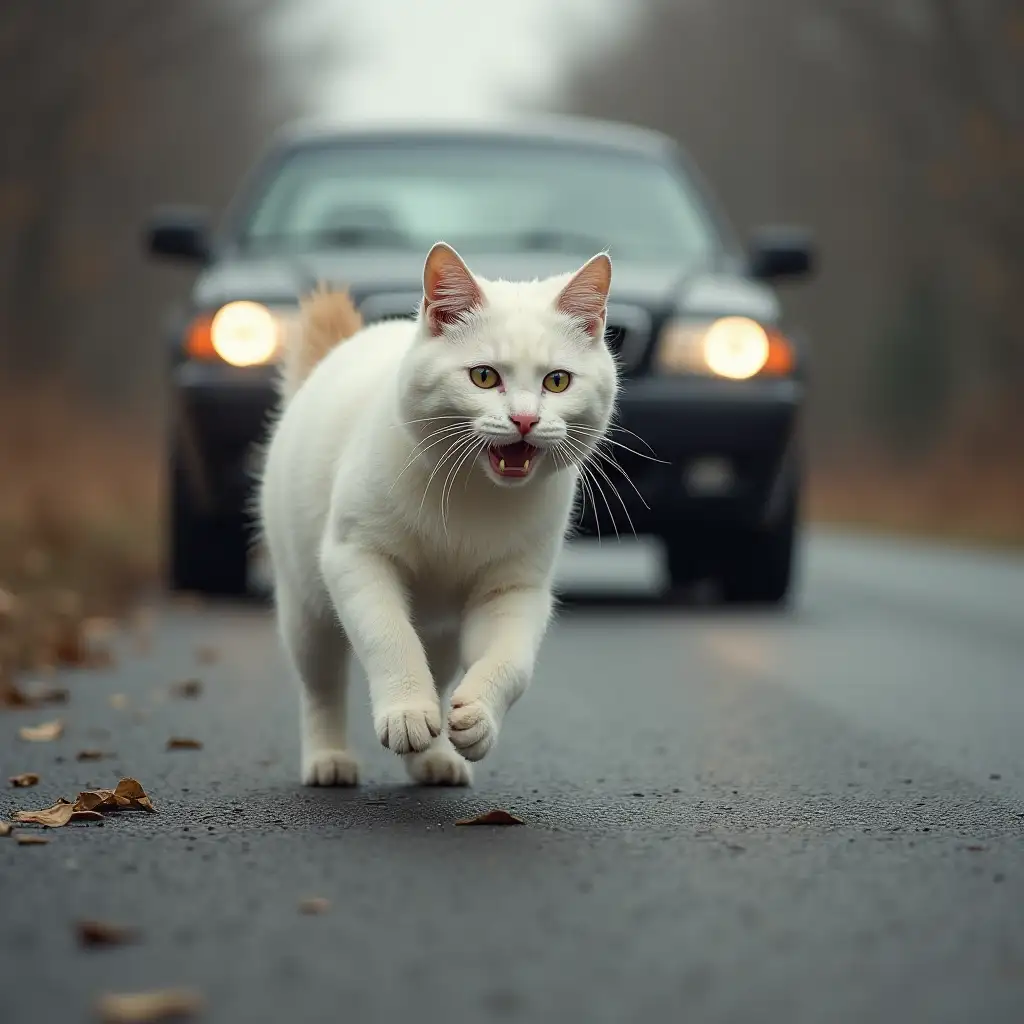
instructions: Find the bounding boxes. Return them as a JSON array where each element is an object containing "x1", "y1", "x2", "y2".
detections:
[{"x1": 278, "y1": 284, "x2": 363, "y2": 401}]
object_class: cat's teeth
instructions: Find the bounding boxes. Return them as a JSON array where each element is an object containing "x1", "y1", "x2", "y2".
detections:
[
  {"x1": 523, "y1": 459, "x2": 530, "y2": 471},
  {"x1": 499, "y1": 458, "x2": 506, "y2": 473}
]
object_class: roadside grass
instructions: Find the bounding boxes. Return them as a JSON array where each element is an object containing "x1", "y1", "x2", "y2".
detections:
[
  {"x1": 809, "y1": 456, "x2": 1024, "y2": 551},
  {"x1": 0, "y1": 398, "x2": 161, "y2": 683}
]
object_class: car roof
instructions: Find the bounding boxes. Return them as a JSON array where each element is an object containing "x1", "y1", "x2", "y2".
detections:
[{"x1": 270, "y1": 113, "x2": 679, "y2": 161}]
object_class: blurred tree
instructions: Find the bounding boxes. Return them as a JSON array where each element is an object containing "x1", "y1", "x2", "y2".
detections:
[
  {"x1": 560, "y1": 0, "x2": 1023, "y2": 466},
  {"x1": 0, "y1": 0, "x2": 322, "y2": 426}
]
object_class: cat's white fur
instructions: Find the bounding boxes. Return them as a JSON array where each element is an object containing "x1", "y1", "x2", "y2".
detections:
[{"x1": 258, "y1": 242, "x2": 618, "y2": 786}]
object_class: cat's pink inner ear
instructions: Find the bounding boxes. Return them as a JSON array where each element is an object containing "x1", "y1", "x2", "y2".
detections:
[
  {"x1": 423, "y1": 242, "x2": 482, "y2": 336},
  {"x1": 555, "y1": 253, "x2": 612, "y2": 338}
]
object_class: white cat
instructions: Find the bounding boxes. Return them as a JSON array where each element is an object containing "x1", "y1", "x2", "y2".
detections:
[{"x1": 258, "y1": 242, "x2": 618, "y2": 786}]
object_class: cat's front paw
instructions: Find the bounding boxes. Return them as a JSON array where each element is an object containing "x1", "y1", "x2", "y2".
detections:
[
  {"x1": 374, "y1": 702, "x2": 442, "y2": 754},
  {"x1": 302, "y1": 749, "x2": 360, "y2": 786},
  {"x1": 405, "y1": 742, "x2": 473, "y2": 786},
  {"x1": 448, "y1": 699, "x2": 499, "y2": 762}
]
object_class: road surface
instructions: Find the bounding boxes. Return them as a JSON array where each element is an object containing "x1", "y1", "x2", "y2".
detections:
[{"x1": 2, "y1": 530, "x2": 1023, "y2": 1023}]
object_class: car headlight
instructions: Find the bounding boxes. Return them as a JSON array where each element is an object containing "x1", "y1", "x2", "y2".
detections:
[
  {"x1": 185, "y1": 301, "x2": 296, "y2": 366},
  {"x1": 655, "y1": 316, "x2": 795, "y2": 379}
]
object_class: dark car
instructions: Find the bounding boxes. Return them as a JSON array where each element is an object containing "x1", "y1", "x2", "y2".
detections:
[{"x1": 146, "y1": 114, "x2": 814, "y2": 604}]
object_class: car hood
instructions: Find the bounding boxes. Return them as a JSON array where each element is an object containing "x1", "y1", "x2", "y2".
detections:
[{"x1": 193, "y1": 250, "x2": 780, "y2": 322}]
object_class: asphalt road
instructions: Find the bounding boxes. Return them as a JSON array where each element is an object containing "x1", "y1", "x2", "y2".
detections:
[{"x1": 2, "y1": 530, "x2": 1023, "y2": 1024}]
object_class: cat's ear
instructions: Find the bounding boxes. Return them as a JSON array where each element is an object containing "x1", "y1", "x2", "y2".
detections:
[
  {"x1": 555, "y1": 252, "x2": 612, "y2": 339},
  {"x1": 422, "y1": 242, "x2": 483, "y2": 337}
]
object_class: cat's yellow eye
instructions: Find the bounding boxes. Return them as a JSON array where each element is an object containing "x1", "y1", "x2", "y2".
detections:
[
  {"x1": 469, "y1": 365, "x2": 500, "y2": 389},
  {"x1": 543, "y1": 369, "x2": 572, "y2": 393}
]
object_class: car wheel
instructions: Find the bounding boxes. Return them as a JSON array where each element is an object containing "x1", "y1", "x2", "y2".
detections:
[
  {"x1": 717, "y1": 490, "x2": 798, "y2": 607},
  {"x1": 169, "y1": 456, "x2": 250, "y2": 597}
]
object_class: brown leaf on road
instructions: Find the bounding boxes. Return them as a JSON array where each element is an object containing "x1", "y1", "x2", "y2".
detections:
[
  {"x1": 18, "y1": 718, "x2": 64, "y2": 742},
  {"x1": 77, "y1": 749, "x2": 114, "y2": 761},
  {"x1": 166, "y1": 737, "x2": 202, "y2": 751},
  {"x1": 299, "y1": 897, "x2": 330, "y2": 915},
  {"x1": 111, "y1": 777, "x2": 157, "y2": 812},
  {"x1": 16, "y1": 778, "x2": 156, "y2": 826},
  {"x1": 1, "y1": 678, "x2": 33, "y2": 708},
  {"x1": 75, "y1": 789, "x2": 117, "y2": 812},
  {"x1": 16, "y1": 834, "x2": 50, "y2": 845},
  {"x1": 2, "y1": 679, "x2": 68, "y2": 709},
  {"x1": 9, "y1": 772, "x2": 40, "y2": 787},
  {"x1": 96, "y1": 988, "x2": 204, "y2": 1023},
  {"x1": 22, "y1": 681, "x2": 70, "y2": 705},
  {"x1": 15, "y1": 799, "x2": 76, "y2": 827},
  {"x1": 454, "y1": 809, "x2": 525, "y2": 826},
  {"x1": 170, "y1": 678, "x2": 203, "y2": 699},
  {"x1": 0, "y1": 820, "x2": 12, "y2": 836},
  {"x1": 75, "y1": 778, "x2": 157, "y2": 814},
  {"x1": 76, "y1": 919, "x2": 140, "y2": 948}
]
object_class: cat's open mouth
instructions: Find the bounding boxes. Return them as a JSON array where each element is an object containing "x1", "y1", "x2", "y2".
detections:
[{"x1": 487, "y1": 441, "x2": 538, "y2": 479}]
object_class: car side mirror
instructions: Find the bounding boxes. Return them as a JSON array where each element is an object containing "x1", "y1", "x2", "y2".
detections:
[
  {"x1": 145, "y1": 206, "x2": 211, "y2": 262},
  {"x1": 748, "y1": 226, "x2": 814, "y2": 282}
]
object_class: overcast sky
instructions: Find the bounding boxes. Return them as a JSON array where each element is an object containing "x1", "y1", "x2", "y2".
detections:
[{"x1": 261, "y1": 0, "x2": 630, "y2": 120}]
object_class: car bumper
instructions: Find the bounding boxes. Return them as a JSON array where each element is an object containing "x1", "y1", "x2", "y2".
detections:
[
  {"x1": 577, "y1": 376, "x2": 803, "y2": 537},
  {"x1": 172, "y1": 363, "x2": 802, "y2": 531}
]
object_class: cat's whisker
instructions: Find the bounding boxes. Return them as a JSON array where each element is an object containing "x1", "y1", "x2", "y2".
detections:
[
  {"x1": 554, "y1": 439, "x2": 600, "y2": 543},
  {"x1": 588, "y1": 458, "x2": 639, "y2": 539},
  {"x1": 441, "y1": 437, "x2": 485, "y2": 533},
  {"x1": 603, "y1": 423, "x2": 660, "y2": 456},
  {"x1": 388, "y1": 425, "x2": 475, "y2": 497},
  {"x1": 568, "y1": 426, "x2": 668, "y2": 465},
  {"x1": 560, "y1": 435, "x2": 621, "y2": 541},
  {"x1": 395, "y1": 415, "x2": 468, "y2": 429},
  {"x1": 586, "y1": 443, "x2": 652, "y2": 512},
  {"x1": 416, "y1": 432, "x2": 478, "y2": 522},
  {"x1": 554, "y1": 441, "x2": 597, "y2": 543}
]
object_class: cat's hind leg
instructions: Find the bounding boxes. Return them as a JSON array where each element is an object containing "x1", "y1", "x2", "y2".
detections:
[
  {"x1": 404, "y1": 630, "x2": 472, "y2": 786},
  {"x1": 276, "y1": 585, "x2": 359, "y2": 786}
]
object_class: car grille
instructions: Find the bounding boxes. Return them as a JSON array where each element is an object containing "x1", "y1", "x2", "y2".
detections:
[{"x1": 604, "y1": 303, "x2": 653, "y2": 375}]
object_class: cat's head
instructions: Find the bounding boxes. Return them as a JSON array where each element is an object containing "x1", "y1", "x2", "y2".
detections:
[{"x1": 399, "y1": 242, "x2": 619, "y2": 489}]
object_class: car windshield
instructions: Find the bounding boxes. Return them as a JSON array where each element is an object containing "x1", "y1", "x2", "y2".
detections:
[{"x1": 237, "y1": 140, "x2": 719, "y2": 263}]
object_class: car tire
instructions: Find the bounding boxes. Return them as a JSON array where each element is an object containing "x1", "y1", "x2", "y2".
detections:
[
  {"x1": 663, "y1": 480, "x2": 799, "y2": 606},
  {"x1": 717, "y1": 488, "x2": 798, "y2": 607},
  {"x1": 169, "y1": 456, "x2": 250, "y2": 597}
]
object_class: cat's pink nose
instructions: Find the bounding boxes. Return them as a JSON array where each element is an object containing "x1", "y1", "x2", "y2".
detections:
[{"x1": 509, "y1": 413, "x2": 539, "y2": 436}]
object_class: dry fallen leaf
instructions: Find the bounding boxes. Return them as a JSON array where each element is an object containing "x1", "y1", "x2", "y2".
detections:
[
  {"x1": 1, "y1": 678, "x2": 33, "y2": 708},
  {"x1": 109, "y1": 694, "x2": 129, "y2": 711},
  {"x1": 96, "y1": 988, "x2": 204, "y2": 1023},
  {"x1": 75, "y1": 778, "x2": 157, "y2": 814},
  {"x1": 0, "y1": 820, "x2": 12, "y2": 837},
  {"x1": 9, "y1": 772, "x2": 40, "y2": 788},
  {"x1": 17, "y1": 834, "x2": 50, "y2": 846},
  {"x1": 22, "y1": 681, "x2": 70, "y2": 705},
  {"x1": 455, "y1": 809, "x2": 525, "y2": 826},
  {"x1": 170, "y1": 679, "x2": 203, "y2": 699},
  {"x1": 299, "y1": 897, "x2": 330, "y2": 915},
  {"x1": 15, "y1": 778, "x2": 156, "y2": 827},
  {"x1": 75, "y1": 788, "x2": 117, "y2": 812},
  {"x1": 77, "y1": 749, "x2": 114, "y2": 761},
  {"x1": 18, "y1": 719, "x2": 64, "y2": 742},
  {"x1": 166, "y1": 737, "x2": 202, "y2": 751},
  {"x1": 15, "y1": 799, "x2": 79, "y2": 827},
  {"x1": 76, "y1": 919, "x2": 140, "y2": 948}
]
